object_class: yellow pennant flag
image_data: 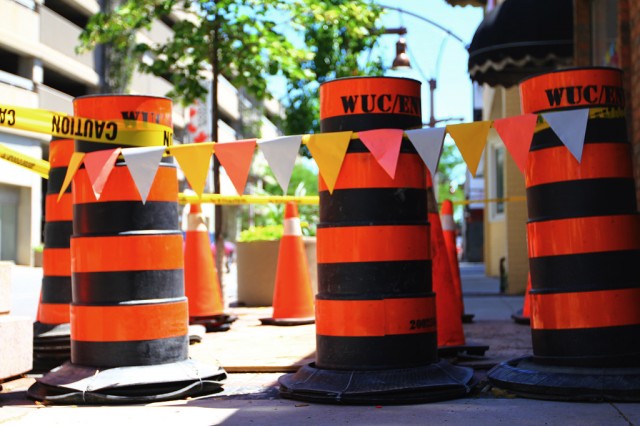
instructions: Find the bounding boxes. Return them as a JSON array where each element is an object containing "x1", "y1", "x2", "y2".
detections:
[
  {"x1": 446, "y1": 121, "x2": 492, "y2": 177},
  {"x1": 57, "y1": 152, "x2": 85, "y2": 202},
  {"x1": 305, "y1": 131, "x2": 351, "y2": 194},
  {"x1": 169, "y1": 143, "x2": 214, "y2": 197}
]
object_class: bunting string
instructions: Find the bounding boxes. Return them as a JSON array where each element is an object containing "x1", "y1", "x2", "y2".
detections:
[
  {"x1": 0, "y1": 103, "x2": 602, "y2": 205},
  {"x1": 177, "y1": 193, "x2": 526, "y2": 206}
]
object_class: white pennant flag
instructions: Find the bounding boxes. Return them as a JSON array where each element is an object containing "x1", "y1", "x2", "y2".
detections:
[
  {"x1": 542, "y1": 108, "x2": 590, "y2": 162},
  {"x1": 121, "y1": 146, "x2": 165, "y2": 204},
  {"x1": 258, "y1": 135, "x2": 302, "y2": 193},
  {"x1": 405, "y1": 127, "x2": 446, "y2": 181}
]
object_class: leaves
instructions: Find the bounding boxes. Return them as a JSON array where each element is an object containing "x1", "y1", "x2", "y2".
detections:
[{"x1": 79, "y1": 0, "x2": 383, "y2": 110}]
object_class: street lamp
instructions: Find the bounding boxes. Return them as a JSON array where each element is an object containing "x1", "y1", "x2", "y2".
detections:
[
  {"x1": 382, "y1": 5, "x2": 467, "y2": 127},
  {"x1": 392, "y1": 38, "x2": 411, "y2": 69}
]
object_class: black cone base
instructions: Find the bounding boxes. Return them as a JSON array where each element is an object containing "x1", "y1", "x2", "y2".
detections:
[
  {"x1": 260, "y1": 316, "x2": 315, "y2": 326},
  {"x1": 27, "y1": 359, "x2": 226, "y2": 405},
  {"x1": 190, "y1": 314, "x2": 237, "y2": 332},
  {"x1": 32, "y1": 322, "x2": 71, "y2": 374},
  {"x1": 510, "y1": 309, "x2": 531, "y2": 325},
  {"x1": 488, "y1": 356, "x2": 640, "y2": 402},
  {"x1": 278, "y1": 360, "x2": 477, "y2": 405},
  {"x1": 462, "y1": 313, "x2": 475, "y2": 324}
]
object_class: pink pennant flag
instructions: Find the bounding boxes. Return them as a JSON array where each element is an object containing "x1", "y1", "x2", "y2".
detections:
[
  {"x1": 83, "y1": 148, "x2": 121, "y2": 200},
  {"x1": 214, "y1": 139, "x2": 257, "y2": 195},
  {"x1": 492, "y1": 113, "x2": 537, "y2": 175},
  {"x1": 357, "y1": 128, "x2": 404, "y2": 178}
]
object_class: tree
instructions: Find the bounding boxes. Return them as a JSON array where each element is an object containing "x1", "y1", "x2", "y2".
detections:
[
  {"x1": 283, "y1": 1, "x2": 384, "y2": 136},
  {"x1": 78, "y1": 0, "x2": 383, "y2": 279}
]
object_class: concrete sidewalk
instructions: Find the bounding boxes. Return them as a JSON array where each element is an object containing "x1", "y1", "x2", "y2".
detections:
[{"x1": 2, "y1": 263, "x2": 640, "y2": 425}]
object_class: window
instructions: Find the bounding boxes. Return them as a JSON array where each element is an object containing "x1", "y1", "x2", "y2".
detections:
[
  {"x1": 489, "y1": 143, "x2": 505, "y2": 221},
  {"x1": 591, "y1": 0, "x2": 619, "y2": 66}
]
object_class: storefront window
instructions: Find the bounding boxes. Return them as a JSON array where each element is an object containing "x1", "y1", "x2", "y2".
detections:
[
  {"x1": 591, "y1": 0, "x2": 618, "y2": 66},
  {"x1": 489, "y1": 143, "x2": 505, "y2": 221}
]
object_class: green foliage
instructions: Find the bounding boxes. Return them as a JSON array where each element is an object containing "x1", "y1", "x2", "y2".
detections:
[
  {"x1": 436, "y1": 138, "x2": 466, "y2": 220},
  {"x1": 283, "y1": 1, "x2": 385, "y2": 136},
  {"x1": 240, "y1": 158, "x2": 318, "y2": 236},
  {"x1": 78, "y1": 0, "x2": 381, "y2": 109},
  {"x1": 238, "y1": 224, "x2": 282, "y2": 242}
]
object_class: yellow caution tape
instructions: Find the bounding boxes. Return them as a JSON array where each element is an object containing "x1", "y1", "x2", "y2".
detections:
[
  {"x1": 0, "y1": 105, "x2": 173, "y2": 147},
  {"x1": 179, "y1": 193, "x2": 320, "y2": 205},
  {"x1": 180, "y1": 193, "x2": 527, "y2": 206},
  {"x1": 451, "y1": 196, "x2": 526, "y2": 206},
  {"x1": 0, "y1": 143, "x2": 49, "y2": 179},
  {"x1": 535, "y1": 107, "x2": 624, "y2": 132}
]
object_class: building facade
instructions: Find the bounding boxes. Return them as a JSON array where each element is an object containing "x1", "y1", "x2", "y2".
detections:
[
  {"x1": 0, "y1": 0, "x2": 282, "y2": 265},
  {"x1": 452, "y1": 0, "x2": 639, "y2": 294}
]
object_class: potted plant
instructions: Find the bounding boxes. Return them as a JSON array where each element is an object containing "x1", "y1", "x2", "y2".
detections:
[
  {"x1": 236, "y1": 223, "x2": 317, "y2": 307},
  {"x1": 33, "y1": 245, "x2": 44, "y2": 267}
]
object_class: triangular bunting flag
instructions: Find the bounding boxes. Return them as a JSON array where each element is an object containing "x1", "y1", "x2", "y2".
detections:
[
  {"x1": 83, "y1": 148, "x2": 121, "y2": 200},
  {"x1": 406, "y1": 127, "x2": 446, "y2": 181},
  {"x1": 357, "y1": 128, "x2": 404, "y2": 178},
  {"x1": 258, "y1": 135, "x2": 302, "y2": 193},
  {"x1": 306, "y1": 131, "x2": 351, "y2": 194},
  {"x1": 122, "y1": 146, "x2": 165, "y2": 204},
  {"x1": 57, "y1": 152, "x2": 85, "y2": 202},
  {"x1": 169, "y1": 143, "x2": 214, "y2": 197},
  {"x1": 542, "y1": 108, "x2": 589, "y2": 162},
  {"x1": 214, "y1": 139, "x2": 257, "y2": 195},
  {"x1": 446, "y1": 121, "x2": 491, "y2": 177},
  {"x1": 492, "y1": 114, "x2": 537, "y2": 175}
]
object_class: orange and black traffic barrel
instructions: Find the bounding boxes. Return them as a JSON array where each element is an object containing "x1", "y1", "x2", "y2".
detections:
[
  {"x1": 28, "y1": 95, "x2": 225, "y2": 404},
  {"x1": 488, "y1": 67, "x2": 640, "y2": 401},
  {"x1": 32, "y1": 138, "x2": 74, "y2": 372},
  {"x1": 279, "y1": 77, "x2": 475, "y2": 404}
]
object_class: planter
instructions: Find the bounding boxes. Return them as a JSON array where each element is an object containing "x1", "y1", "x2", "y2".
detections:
[
  {"x1": 33, "y1": 250, "x2": 43, "y2": 268},
  {"x1": 236, "y1": 237, "x2": 317, "y2": 306}
]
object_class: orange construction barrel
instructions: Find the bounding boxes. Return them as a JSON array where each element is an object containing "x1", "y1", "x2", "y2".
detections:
[
  {"x1": 28, "y1": 95, "x2": 225, "y2": 404},
  {"x1": 33, "y1": 138, "x2": 74, "y2": 372},
  {"x1": 488, "y1": 67, "x2": 640, "y2": 401},
  {"x1": 279, "y1": 76, "x2": 475, "y2": 404}
]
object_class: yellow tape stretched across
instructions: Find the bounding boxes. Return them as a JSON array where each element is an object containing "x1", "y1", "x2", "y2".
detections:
[
  {"x1": 179, "y1": 193, "x2": 320, "y2": 205},
  {"x1": 179, "y1": 193, "x2": 527, "y2": 206},
  {"x1": 450, "y1": 196, "x2": 526, "y2": 206},
  {"x1": 0, "y1": 104, "x2": 173, "y2": 147},
  {"x1": 0, "y1": 144, "x2": 49, "y2": 178}
]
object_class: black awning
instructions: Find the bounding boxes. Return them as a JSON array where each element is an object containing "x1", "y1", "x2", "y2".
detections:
[
  {"x1": 445, "y1": 0, "x2": 486, "y2": 7},
  {"x1": 468, "y1": 0, "x2": 573, "y2": 88}
]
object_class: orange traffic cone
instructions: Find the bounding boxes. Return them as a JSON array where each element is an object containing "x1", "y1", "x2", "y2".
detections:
[
  {"x1": 427, "y1": 176, "x2": 488, "y2": 358},
  {"x1": 184, "y1": 203, "x2": 236, "y2": 332},
  {"x1": 511, "y1": 272, "x2": 531, "y2": 325},
  {"x1": 441, "y1": 199, "x2": 474, "y2": 323},
  {"x1": 261, "y1": 202, "x2": 315, "y2": 326}
]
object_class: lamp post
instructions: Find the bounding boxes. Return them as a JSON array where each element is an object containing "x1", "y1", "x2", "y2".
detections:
[{"x1": 382, "y1": 5, "x2": 467, "y2": 127}]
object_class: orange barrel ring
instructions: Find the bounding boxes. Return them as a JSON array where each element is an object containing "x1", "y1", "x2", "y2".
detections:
[
  {"x1": 38, "y1": 138, "x2": 74, "y2": 325},
  {"x1": 70, "y1": 95, "x2": 186, "y2": 368},
  {"x1": 520, "y1": 68, "x2": 640, "y2": 367},
  {"x1": 316, "y1": 77, "x2": 435, "y2": 370}
]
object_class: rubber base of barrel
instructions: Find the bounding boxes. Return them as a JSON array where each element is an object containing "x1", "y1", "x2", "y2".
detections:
[
  {"x1": 278, "y1": 360, "x2": 477, "y2": 405},
  {"x1": 27, "y1": 359, "x2": 226, "y2": 405},
  {"x1": 488, "y1": 356, "x2": 640, "y2": 401}
]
